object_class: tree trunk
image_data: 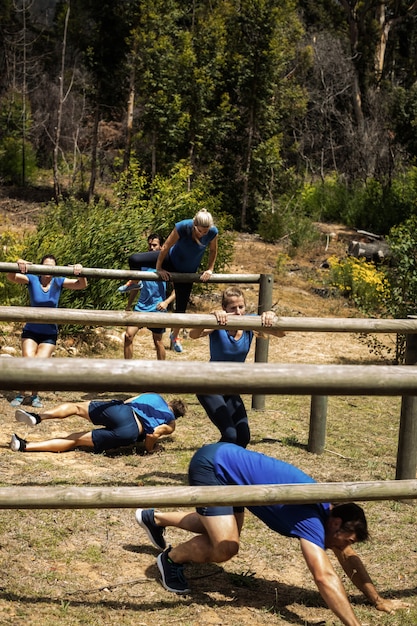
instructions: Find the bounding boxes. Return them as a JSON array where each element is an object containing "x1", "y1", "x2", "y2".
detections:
[
  {"x1": 88, "y1": 106, "x2": 100, "y2": 203},
  {"x1": 53, "y1": 3, "x2": 70, "y2": 202}
]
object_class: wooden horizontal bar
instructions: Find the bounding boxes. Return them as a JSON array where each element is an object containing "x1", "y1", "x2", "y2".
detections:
[
  {"x1": 1, "y1": 306, "x2": 417, "y2": 333},
  {"x1": 0, "y1": 262, "x2": 261, "y2": 284},
  {"x1": 1, "y1": 358, "x2": 417, "y2": 395},
  {"x1": 0, "y1": 480, "x2": 415, "y2": 509}
]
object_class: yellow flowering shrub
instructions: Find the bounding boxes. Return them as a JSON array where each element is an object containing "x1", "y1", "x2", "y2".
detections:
[{"x1": 326, "y1": 255, "x2": 390, "y2": 315}]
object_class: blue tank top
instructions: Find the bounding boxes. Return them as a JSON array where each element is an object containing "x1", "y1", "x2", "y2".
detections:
[
  {"x1": 209, "y1": 328, "x2": 254, "y2": 362},
  {"x1": 133, "y1": 268, "x2": 167, "y2": 312},
  {"x1": 211, "y1": 443, "x2": 330, "y2": 548},
  {"x1": 24, "y1": 274, "x2": 66, "y2": 335},
  {"x1": 129, "y1": 393, "x2": 174, "y2": 434},
  {"x1": 168, "y1": 219, "x2": 218, "y2": 273}
]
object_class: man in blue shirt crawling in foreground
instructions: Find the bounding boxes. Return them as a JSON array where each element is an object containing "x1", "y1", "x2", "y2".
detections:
[{"x1": 136, "y1": 442, "x2": 409, "y2": 626}]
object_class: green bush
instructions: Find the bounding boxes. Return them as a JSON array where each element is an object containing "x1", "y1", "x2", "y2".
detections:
[
  {"x1": 0, "y1": 230, "x2": 25, "y2": 305},
  {"x1": 258, "y1": 199, "x2": 320, "y2": 251},
  {"x1": 0, "y1": 137, "x2": 37, "y2": 185},
  {"x1": 21, "y1": 161, "x2": 234, "y2": 313},
  {"x1": 292, "y1": 169, "x2": 417, "y2": 235}
]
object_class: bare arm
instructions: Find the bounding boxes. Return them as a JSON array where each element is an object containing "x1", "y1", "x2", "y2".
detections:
[
  {"x1": 156, "y1": 288, "x2": 176, "y2": 311},
  {"x1": 6, "y1": 259, "x2": 31, "y2": 284},
  {"x1": 200, "y1": 235, "x2": 218, "y2": 282},
  {"x1": 155, "y1": 228, "x2": 179, "y2": 279},
  {"x1": 255, "y1": 311, "x2": 285, "y2": 338},
  {"x1": 334, "y1": 545, "x2": 410, "y2": 614},
  {"x1": 189, "y1": 308, "x2": 220, "y2": 338},
  {"x1": 63, "y1": 264, "x2": 88, "y2": 290},
  {"x1": 144, "y1": 420, "x2": 176, "y2": 453},
  {"x1": 300, "y1": 538, "x2": 362, "y2": 626}
]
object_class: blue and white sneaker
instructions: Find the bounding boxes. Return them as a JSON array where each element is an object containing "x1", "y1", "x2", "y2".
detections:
[
  {"x1": 31, "y1": 395, "x2": 43, "y2": 408},
  {"x1": 170, "y1": 333, "x2": 183, "y2": 353},
  {"x1": 117, "y1": 280, "x2": 143, "y2": 293},
  {"x1": 157, "y1": 548, "x2": 190, "y2": 594},
  {"x1": 135, "y1": 508, "x2": 166, "y2": 550}
]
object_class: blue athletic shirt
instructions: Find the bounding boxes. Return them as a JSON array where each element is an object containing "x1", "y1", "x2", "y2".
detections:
[
  {"x1": 128, "y1": 393, "x2": 174, "y2": 434},
  {"x1": 212, "y1": 443, "x2": 330, "y2": 548},
  {"x1": 209, "y1": 328, "x2": 254, "y2": 363},
  {"x1": 134, "y1": 268, "x2": 167, "y2": 312},
  {"x1": 24, "y1": 274, "x2": 66, "y2": 335},
  {"x1": 168, "y1": 219, "x2": 218, "y2": 273}
]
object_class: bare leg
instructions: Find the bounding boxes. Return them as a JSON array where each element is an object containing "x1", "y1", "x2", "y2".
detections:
[
  {"x1": 18, "y1": 338, "x2": 40, "y2": 397},
  {"x1": 38, "y1": 401, "x2": 91, "y2": 422},
  {"x1": 170, "y1": 327, "x2": 180, "y2": 342},
  {"x1": 24, "y1": 431, "x2": 94, "y2": 453},
  {"x1": 154, "y1": 510, "x2": 244, "y2": 564},
  {"x1": 124, "y1": 326, "x2": 139, "y2": 359},
  {"x1": 31, "y1": 341, "x2": 56, "y2": 397},
  {"x1": 152, "y1": 332, "x2": 166, "y2": 360}
]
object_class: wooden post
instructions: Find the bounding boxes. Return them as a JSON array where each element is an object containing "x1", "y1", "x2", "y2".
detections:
[
  {"x1": 308, "y1": 395, "x2": 328, "y2": 454},
  {"x1": 397, "y1": 331, "x2": 417, "y2": 480},
  {"x1": 252, "y1": 273, "x2": 274, "y2": 410}
]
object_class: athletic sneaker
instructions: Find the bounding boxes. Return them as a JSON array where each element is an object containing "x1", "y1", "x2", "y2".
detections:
[
  {"x1": 157, "y1": 548, "x2": 190, "y2": 594},
  {"x1": 15, "y1": 409, "x2": 41, "y2": 426},
  {"x1": 31, "y1": 395, "x2": 43, "y2": 408},
  {"x1": 10, "y1": 394, "x2": 24, "y2": 407},
  {"x1": 10, "y1": 434, "x2": 27, "y2": 452},
  {"x1": 135, "y1": 508, "x2": 166, "y2": 550},
  {"x1": 170, "y1": 333, "x2": 183, "y2": 353},
  {"x1": 117, "y1": 280, "x2": 143, "y2": 293}
]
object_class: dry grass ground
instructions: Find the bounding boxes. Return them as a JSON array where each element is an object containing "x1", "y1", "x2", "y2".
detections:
[{"x1": 0, "y1": 224, "x2": 415, "y2": 625}]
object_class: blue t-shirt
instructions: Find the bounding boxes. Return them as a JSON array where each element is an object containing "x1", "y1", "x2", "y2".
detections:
[
  {"x1": 128, "y1": 393, "x2": 174, "y2": 434},
  {"x1": 168, "y1": 219, "x2": 218, "y2": 273},
  {"x1": 134, "y1": 268, "x2": 167, "y2": 312},
  {"x1": 211, "y1": 443, "x2": 330, "y2": 548},
  {"x1": 24, "y1": 274, "x2": 66, "y2": 335},
  {"x1": 209, "y1": 328, "x2": 254, "y2": 363}
]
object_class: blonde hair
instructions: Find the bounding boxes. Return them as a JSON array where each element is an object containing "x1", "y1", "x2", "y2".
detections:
[
  {"x1": 193, "y1": 208, "x2": 214, "y2": 228},
  {"x1": 221, "y1": 286, "x2": 246, "y2": 309}
]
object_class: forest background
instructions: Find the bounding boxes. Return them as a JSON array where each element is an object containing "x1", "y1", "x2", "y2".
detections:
[{"x1": 1, "y1": 0, "x2": 417, "y2": 320}]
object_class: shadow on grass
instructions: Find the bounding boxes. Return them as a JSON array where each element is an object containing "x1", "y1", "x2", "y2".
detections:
[{"x1": 0, "y1": 578, "x2": 414, "y2": 626}]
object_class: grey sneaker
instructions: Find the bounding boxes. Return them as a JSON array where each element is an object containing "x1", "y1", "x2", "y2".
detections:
[
  {"x1": 135, "y1": 508, "x2": 166, "y2": 550},
  {"x1": 157, "y1": 548, "x2": 190, "y2": 594},
  {"x1": 10, "y1": 434, "x2": 27, "y2": 452},
  {"x1": 15, "y1": 409, "x2": 41, "y2": 426}
]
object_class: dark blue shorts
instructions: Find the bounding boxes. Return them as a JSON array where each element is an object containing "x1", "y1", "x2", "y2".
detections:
[
  {"x1": 147, "y1": 327, "x2": 165, "y2": 335},
  {"x1": 188, "y1": 444, "x2": 244, "y2": 516},
  {"x1": 88, "y1": 400, "x2": 142, "y2": 453},
  {"x1": 21, "y1": 329, "x2": 57, "y2": 345}
]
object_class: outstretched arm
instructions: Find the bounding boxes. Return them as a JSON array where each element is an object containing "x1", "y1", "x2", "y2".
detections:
[
  {"x1": 200, "y1": 236, "x2": 218, "y2": 282},
  {"x1": 155, "y1": 227, "x2": 179, "y2": 280},
  {"x1": 6, "y1": 259, "x2": 31, "y2": 284},
  {"x1": 255, "y1": 311, "x2": 285, "y2": 338},
  {"x1": 63, "y1": 264, "x2": 88, "y2": 290},
  {"x1": 333, "y1": 545, "x2": 410, "y2": 614},
  {"x1": 300, "y1": 538, "x2": 362, "y2": 626}
]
